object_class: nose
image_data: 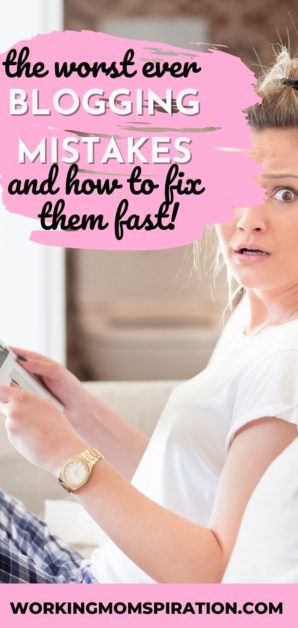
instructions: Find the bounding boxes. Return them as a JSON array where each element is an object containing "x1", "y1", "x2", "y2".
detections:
[{"x1": 235, "y1": 206, "x2": 266, "y2": 233}]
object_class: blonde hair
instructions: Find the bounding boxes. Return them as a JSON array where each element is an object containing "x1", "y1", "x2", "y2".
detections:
[
  {"x1": 198, "y1": 46, "x2": 298, "y2": 317},
  {"x1": 247, "y1": 46, "x2": 298, "y2": 128}
]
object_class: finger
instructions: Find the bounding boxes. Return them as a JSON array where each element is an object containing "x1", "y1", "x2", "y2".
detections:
[
  {"x1": 10, "y1": 348, "x2": 60, "y2": 377},
  {"x1": 9, "y1": 346, "x2": 49, "y2": 362},
  {"x1": 0, "y1": 386, "x2": 43, "y2": 407},
  {"x1": 0, "y1": 385, "x2": 20, "y2": 402},
  {"x1": 15, "y1": 357, "x2": 62, "y2": 381}
]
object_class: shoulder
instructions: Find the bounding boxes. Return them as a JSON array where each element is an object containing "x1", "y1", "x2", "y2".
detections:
[{"x1": 225, "y1": 333, "x2": 298, "y2": 452}]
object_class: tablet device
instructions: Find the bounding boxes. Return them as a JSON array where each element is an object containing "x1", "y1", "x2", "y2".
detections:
[{"x1": 0, "y1": 340, "x2": 63, "y2": 411}]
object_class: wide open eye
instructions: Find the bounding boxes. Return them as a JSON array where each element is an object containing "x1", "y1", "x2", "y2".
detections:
[{"x1": 273, "y1": 187, "x2": 298, "y2": 202}]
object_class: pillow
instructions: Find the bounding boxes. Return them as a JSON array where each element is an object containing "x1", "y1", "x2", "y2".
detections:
[{"x1": 222, "y1": 437, "x2": 298, "y2": 583}]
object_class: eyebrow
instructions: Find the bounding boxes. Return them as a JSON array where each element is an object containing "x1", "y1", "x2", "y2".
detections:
[{"x1": 262, "y1": 173, "x2": 298, "y2": 179}]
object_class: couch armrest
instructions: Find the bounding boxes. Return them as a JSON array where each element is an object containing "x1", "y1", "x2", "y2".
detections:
[{"x1": 83, "y1": 380, "x2": 179, "y2": 436}]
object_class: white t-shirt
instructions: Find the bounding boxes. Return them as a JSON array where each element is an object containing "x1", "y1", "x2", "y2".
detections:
[{"x1": 91, "y1": 302, "x2": 298, "y2": 583}]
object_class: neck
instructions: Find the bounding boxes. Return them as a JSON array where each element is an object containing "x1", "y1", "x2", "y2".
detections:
[{"x1": 244, "y1": 284, "x2": 298, "y2": 334}]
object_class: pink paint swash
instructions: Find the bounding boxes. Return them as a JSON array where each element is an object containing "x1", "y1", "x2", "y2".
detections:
[
  {"x1": 0, "y1": 583, "x2": 296, "y2": 628},
  {"x1": 0, "y1": 31, "x2": 263, "y2": 250}
]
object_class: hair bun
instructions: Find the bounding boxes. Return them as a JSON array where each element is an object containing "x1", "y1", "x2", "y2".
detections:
[
  {"x1": 246, "y1": 47, "x2": 298, "y2": 129},
  {"x1": 280, "y1": 78, "x2": 298, "y2": 90}
]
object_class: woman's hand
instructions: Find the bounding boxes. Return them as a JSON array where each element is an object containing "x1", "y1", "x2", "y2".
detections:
[
  {"x1": 10, "y1": 346, "x2": 94, "y2": 434},
  {"x1": 10, "y1": 347, "x2": 149, "y2": 479},
  {"x1": 0, "y1": 385, "x2": 86, "y2": 475}
]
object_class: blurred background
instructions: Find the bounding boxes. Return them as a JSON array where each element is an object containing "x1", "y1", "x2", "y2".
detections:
[{"x1": 1, "y1": 0, "x2": 297, "y2": 381}]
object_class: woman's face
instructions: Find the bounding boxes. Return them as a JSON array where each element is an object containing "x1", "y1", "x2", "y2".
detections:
[{"x1": 216, "y1": 128, "x2": 298, "y2": 292}]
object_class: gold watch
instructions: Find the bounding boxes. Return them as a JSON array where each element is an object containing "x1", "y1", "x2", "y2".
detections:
[{"x1": 58, "y1": 448, "x2": 104, "y2": 493}]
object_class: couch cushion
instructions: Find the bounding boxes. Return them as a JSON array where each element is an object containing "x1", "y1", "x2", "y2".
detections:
[{"x1": 84, "y1": 380, "x2": 179, "y2": 436}]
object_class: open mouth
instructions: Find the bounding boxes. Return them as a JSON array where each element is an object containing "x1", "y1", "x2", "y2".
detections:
[{"x1": 236, "y1": 247, "x2": 270, "y2": 256}]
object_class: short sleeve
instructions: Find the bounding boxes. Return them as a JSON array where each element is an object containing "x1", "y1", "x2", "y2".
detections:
[{"x1": 225, "y1": 349, "x2": 298, "y2": 451}]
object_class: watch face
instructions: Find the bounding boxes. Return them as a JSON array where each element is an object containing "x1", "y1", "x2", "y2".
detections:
[{"x1": 63, "y1": 459, "x2": 89, "y2": 489}]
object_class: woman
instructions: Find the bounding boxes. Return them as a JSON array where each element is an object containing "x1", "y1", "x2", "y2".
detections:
[{"x1": 0, "y1": 47, "x2": 298, "y2": 583}]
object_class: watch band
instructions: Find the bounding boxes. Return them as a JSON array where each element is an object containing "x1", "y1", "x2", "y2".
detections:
[
  {"x1": 80, "y1": 448, "x2": 104, "y2": 467},
  {"x1": 58, "y1": 447, "x2": 104, "y2": 493}
]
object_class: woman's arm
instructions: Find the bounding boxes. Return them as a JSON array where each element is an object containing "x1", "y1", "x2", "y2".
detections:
[
  {"x1": 1, "y1": 385, "x2": 296, "y2": 582},
  {"x1": 72, "y1": 416, "x2": 297, "y2": 582},
  {"x1": 10, "y1": 347, "x2": 149, "y2": 479}
]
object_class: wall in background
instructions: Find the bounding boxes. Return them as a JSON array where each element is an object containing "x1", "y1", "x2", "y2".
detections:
[{"x1": 0, "y1": 0, "x2": 65, "y2": 362}]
